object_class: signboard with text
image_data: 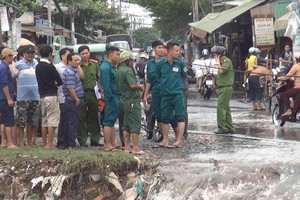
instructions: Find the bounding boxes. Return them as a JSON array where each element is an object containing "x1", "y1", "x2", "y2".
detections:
[{"x1": 254, "y1": 18, "x2": 275, "y2": 46}]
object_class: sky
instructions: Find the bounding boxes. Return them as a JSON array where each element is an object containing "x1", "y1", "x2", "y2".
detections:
[{"x1": 107, "y1": 0, "x2": 154, "y2": 28}]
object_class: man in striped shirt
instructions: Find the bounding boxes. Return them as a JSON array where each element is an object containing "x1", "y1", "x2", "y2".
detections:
[
  {"x1": 13, "y1": 45, "x2": 40, "y2": 147},
  {"x1": 63, "y1": 53, "x2": 84, "y2": 148}
]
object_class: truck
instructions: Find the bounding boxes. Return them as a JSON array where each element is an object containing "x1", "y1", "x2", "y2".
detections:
[{"x1": 105, "y1": 34, "x2": 132, "y2": 51}]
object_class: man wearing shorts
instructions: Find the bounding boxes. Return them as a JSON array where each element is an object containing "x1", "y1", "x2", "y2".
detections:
[
  {"x1": 0, "y1": 48, "x2": 17, "y2": 148},
  {"x1": 156, "y1": 43, "x2": 187, "y2": 148},
  {"x1": 100, "y1": 46, "x2": 121, "y2": 151},
  {"x1": 116, "y1": 51, "x2": 143, "y2": 154},
  {"x1": 13, "y1": 45, "x2": 40, "y2": 147},
  {"x1": 36, "y1": 45, "x2": 62, "y2": 148}
]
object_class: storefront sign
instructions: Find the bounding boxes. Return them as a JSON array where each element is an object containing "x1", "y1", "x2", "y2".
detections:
[{"x1": 254, "y1": 18, "x2": 275, "y2": 46}]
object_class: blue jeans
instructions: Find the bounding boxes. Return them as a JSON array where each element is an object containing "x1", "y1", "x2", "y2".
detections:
[
  {"x1": 57, "y1": 103, "x2": 67, "y2": 147},
  {"x1": 65, "y1": 99, "x2": 81, "y2": 147}
]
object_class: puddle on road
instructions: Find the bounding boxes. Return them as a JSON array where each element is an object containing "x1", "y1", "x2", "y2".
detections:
[{"x1": 147, "y1": 139, "x2": 300, "y2": 200}]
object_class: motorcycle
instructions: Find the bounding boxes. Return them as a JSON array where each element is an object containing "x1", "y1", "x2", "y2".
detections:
[
  {"x1": 272, "y1": 79, "x2": 300, "y2": 127},
  {"x1": 142, "y1": 93, "x2": 163, "y2": 142},
  {"x1": 192, "y1": 58, "x2": 217, "y2": 100},
  {"x1": 201, "y1": 72, "x2": 216, "y2": 100}
]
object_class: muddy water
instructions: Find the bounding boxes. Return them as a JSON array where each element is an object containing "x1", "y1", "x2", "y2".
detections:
[
  {"x1": 147, "y1": 138, "x2": 300, "y2": 200},
  {"x1": 146, "y1": 93, "x2": 300, "y2": 199}
]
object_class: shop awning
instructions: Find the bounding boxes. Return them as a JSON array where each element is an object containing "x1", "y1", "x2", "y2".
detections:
[
  {"x1": 274, "y1": 11, "x2": 294, "y2": 31},
  {"x1": 189, "y1": 0, "x2": 266, "y2": 36}
]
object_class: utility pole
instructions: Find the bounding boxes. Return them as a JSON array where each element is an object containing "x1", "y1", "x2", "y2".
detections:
[
  {"x1": 48, "y1": 0, "x2": 52, "y2": 45},
  {"x1": 0, "y1": 8, "x2": 3, "y2": 47}
]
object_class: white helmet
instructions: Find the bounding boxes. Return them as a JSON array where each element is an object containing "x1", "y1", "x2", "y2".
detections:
[
  {"x1": 140, "y1": 53, "x2": 148, "y2": 59},
  {"x1": 249, "y1": 47, "x2": 256, "y2": 53},
  {"x1": 202, "y1": 49, "x2": 209, "y2": 56}
]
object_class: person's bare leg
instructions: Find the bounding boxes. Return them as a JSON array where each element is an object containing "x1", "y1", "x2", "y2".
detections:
[
  {"x1": 32, "y1": 128, "x2": 37, "y2": 146},
  {"x1": 111, "y1": 127, "x2": 119, "y2": 148},
  {"x1": 41, "y1": 127, "x2": 47, "y2": 147},
  {"x1": 103, "y1": 126, "x2": 114, "y2": 150},
  {"x1": 172, "y1": 122, "x2": 185, "y2": 147},
  {"x1": 256, "y1": 100, "x2": 262, "y2": 110},
  {"x1": 159, "y1": 123, "x2": 170, "y2": 146},
  {"x1": 282, "y1": 108, "x2": 292, "y2": 116},
  {"x1": 12, "y1": 126, "x2": 18, "y2": 146},
  {"x1": 45, "y1": 127, "x2": 55, "y2": 149},
  {"x1": 252, "y1": 101, "x2": 256, "y2": 110},
  {"x1": 1, "y1": 124, "x2": 7, "y2": 147},
  {"x1": 173, "y1": 126, "x2": 179, "y2": 141},
  {"x1": 18, "y1": 128, "x2": 24, "y2": 147},
  {"x1": 123, "y1": 131, "x2": 131, "y2": 153},
  {"x1": 132, "y1": 133, "x2": 140, "y2": 153},
  {"x1": 26, "y1": 127, "x2": 34, "y2": 147},
  {"x1": 6, "y1": 127, "x2": 17, "y2": 148}
]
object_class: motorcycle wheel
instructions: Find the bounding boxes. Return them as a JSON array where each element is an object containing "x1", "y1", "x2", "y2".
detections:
[
  {"x1": 272, "y1": 104, "x2": 285, "y2": 127},
  {"x1": 152, "y1": 127, "x2": 163, "y2": 143}
]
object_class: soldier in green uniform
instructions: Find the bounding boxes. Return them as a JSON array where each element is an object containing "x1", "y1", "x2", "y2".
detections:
[
  {"x1": 211, "y1": 46, "x2": 235, "y2": 134},
  {"x1": 116, "y1": 51, "x2": 143, "y2": 154},
  {"x1": 77, "y1": 45, "x2": 101, "y2": 147},
  {"x1": 100, "y1": 46, "x2": 121, "y2": 151},
  {"x1": 156, "y1": 43, "x2": 187, "y2": 148}
]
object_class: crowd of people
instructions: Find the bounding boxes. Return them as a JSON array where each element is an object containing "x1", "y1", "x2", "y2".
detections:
[{"x1": 0, "y1": 41, "x2": 190, "y2": 153}]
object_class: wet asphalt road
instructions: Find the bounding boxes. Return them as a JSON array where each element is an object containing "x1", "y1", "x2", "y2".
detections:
[{"x1": 144, "y1": 86, "x2": 300, "y2": 199}]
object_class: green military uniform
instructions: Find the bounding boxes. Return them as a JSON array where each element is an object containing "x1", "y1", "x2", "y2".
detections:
[
  {"x1": 116, "y1": 64, "x2": 141, "y2": 134},
  {"x1": 216, "y1": 56, "x2": 235, "y2": 133},
  {"x1": 146, "y1": 58, "x2": 162, "y2": 122},
  {"x1": 156, "y1": 57, "x2": 187, "y2": 123},
  {"x1": 100, "y1": 60, "x2": 120, "y2": 126},
  {"x1": 77, "y1": 61, "x2": 101, "y2": 145}
]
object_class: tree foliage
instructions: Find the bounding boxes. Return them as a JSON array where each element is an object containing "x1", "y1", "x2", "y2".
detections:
[
  {"x1": 133, "y1": 27, "x2": 160, "y2": 47},
  {"x1": 54, "y1": 0, "x2": 129, "y2": 42},
  {"x1": 132, "y1": 0, "x2": 211, "y2": 40}
]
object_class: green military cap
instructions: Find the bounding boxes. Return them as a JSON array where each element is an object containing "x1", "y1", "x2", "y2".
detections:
[{"x1": 119, "y1": 51, "x2": 134, "y2": 63}]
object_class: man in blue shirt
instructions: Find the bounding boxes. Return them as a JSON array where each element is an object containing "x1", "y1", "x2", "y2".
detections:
[
  {"x1": 0, "y1": 48, "x2": 17, "y2": 148},
  {"x1": 100, "y1": 46, "x2": 121, "y2": 151},
  {"x1": 63, "y1": 53, "x2": 84, "y2": 148},
  {"x1": 13, "y1": 44, "x2": 39, "y2": 147}
]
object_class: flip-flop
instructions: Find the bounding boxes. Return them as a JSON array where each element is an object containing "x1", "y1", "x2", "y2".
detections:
[
  {"x1": 102, "y1": 147, "x2": 119, "y2": 152},
  {"x1": 169, "y1": 144, "x2": 182, "y2": 148},
  {"x1": 152, "y1": 144, "x2": 167, "y2": 148},
  {"x1": 255, "y1": 108, "x2": 266, "y2": 111},
  {"x1": 131, "y1": 150, "x2": 147, "y2": 155}
]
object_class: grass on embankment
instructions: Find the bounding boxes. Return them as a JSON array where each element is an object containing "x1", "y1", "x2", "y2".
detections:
[{"x1": 0, "y1": 147, "x2": 139, "y2": 175}]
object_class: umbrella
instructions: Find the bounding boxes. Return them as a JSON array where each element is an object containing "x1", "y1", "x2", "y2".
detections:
[{"x1": 274, "y1": 12, "x2": 294, "y2": 31}]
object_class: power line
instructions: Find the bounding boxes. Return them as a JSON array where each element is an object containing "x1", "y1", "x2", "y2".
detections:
[{"x1": 0, "y1": 0, "x2": 102, "y2": 43}]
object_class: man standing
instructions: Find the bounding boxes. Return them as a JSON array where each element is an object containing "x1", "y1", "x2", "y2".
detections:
[
  {"x1": 77, "y1": 45, "x2": 101, "y2": 147},
  {"x1": 55, "y1": 48, "x2": 72, "y2": 149},
  {"x1": 156, "y1": 43, "x2": 187, "y2": 148},
  {"x1": 0, "y1": 48, "x2": 17, "y2": 148},
  {"x1": 63, "y1": 53, "x2": 84, "y2": 148},
  {"x1": 100, "y1": 46, "x2": 121, "y2": 151},
  {"x1": 116, "y1": 51, "x2": 143, "y2": 153},
  {"x1": 36, "y1": 45, "x2": 62, "y2": 148},
  {"x1": 143, "y1": 40, "x2": 164, "y2": 133},
  {"x1": 211, "y1": 46, "x2": 235, "y2": 134},
  {"x1": 13, "y1": 45, "x2": 40, "y2": 147}
]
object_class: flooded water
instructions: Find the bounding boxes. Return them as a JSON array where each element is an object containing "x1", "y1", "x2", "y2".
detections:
[
  {"x1": 147, "y1": 138, "x2": 300, "y2": 200},
  {"x1": 146, "y1": 91, "x2": 300, "y2": 200}
]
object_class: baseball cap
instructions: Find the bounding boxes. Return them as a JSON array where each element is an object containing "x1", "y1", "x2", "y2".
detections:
[
  {"x1": 1, "y1": 48, "x2": 17, "y2": 58},
  {"x1": 23, "y1": 45, "x2": 35, "y2": 53}
]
